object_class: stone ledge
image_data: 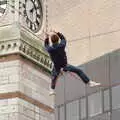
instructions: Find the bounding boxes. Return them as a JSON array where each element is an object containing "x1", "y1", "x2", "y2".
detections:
[
  {"x1": 0, "y1": 39, "x2": 52, "y2": 73},
  {"x1": 0, "y1": 91, "x2": 54, "y2": 113},
  {"x1": 0, "y1": 23, "x2": 53, "y2": 73}
]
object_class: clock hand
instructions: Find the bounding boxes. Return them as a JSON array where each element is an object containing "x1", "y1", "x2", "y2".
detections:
[{"x1": 30, "y1": 7, "x2": 34, "y2": 13}]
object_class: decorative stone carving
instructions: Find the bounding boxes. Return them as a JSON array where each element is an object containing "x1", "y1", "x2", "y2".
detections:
[{"x1": 0, "y1": 23, "x2": 53, "y2": 73}]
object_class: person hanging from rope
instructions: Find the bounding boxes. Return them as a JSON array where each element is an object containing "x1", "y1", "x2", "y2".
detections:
[{"x1": 44, "y1": 31, "x2": 101, "y2": 95}]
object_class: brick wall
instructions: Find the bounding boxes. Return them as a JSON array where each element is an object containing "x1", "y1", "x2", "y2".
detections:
[
  {"x1": 0, "y1": 56, "x2": 54, "y2": 120},
  {"x1": 0, "y1": 98, "x2": 53, "y2": 120}
]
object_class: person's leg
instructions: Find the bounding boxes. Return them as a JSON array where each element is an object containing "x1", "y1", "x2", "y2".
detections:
[
  {"x1": 63, "y1": 65, "x2": 101, "y2": 86},
  {"x1": 63, "y1": 65, "x2": 90, "y2": 84},
  {"x1": 51, "y1": 67, "x2": 60, "y2": 90}
]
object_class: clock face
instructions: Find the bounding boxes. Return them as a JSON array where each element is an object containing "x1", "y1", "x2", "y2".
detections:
[
  {"x1": 20, "y1": 0, "x2": 43, "y2": 33},
  {"x1": 0, "y1": 0, "x2": 7, "y2": 17}
]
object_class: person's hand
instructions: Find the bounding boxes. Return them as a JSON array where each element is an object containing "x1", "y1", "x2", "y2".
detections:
[
  {"x1": 52, "y1": 30, "x2": 58, "y2": 34},
  {"x1": 49, "y1": 29, "x2": 58, "y2": 34},
  {"x1": 43, "y1": 29, "x2": 49, "y2": 39},
  {"x1": 45, "y1": 32, "x2": 49, "y2": 38}
]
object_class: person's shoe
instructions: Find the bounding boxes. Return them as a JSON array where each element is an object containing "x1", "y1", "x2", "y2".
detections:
[
  {"x1": 88, "y1": 80, "x2": 101, "y2": 87},
  {"x1": 50, "y1": 104, "x2": 56, "y2": 109},
  {"x1": 49, "y1": 89, "x2": 56, "y2": 96}
]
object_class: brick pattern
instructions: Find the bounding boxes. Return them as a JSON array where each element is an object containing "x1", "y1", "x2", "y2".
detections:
[
  {"x1": 0, "y1": 57, "x2": 54, "y2": 119},
  {"x1": 19, "y1": 60, "x2": 53, "y2": 107},
  {"x1": 0, "y1": 60, "x2": 19, "y2": 93},
  {"x1": 0, "y1": 98, "x2": 54, "y2": 120},
  {"x1": 0, "y1": 57, "x2": 53, "y2": 106}
]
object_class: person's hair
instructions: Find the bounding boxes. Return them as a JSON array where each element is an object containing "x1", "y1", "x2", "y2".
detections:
[{"x1": 51, "y1": 33, "x2": 59, "y2": 44}]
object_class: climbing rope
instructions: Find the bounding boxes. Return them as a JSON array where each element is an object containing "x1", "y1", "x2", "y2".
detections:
[{"x1": 45, "y1": 0, "x2": 49, "y2": 33}]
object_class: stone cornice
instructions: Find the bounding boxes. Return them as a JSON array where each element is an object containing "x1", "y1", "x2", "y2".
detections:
[
  {"x1": 0, "y1": 23, "x2": 53, "y2": 73},
  {"x1": 0, "y1": 91, "x2": 54, "y2": 113}
]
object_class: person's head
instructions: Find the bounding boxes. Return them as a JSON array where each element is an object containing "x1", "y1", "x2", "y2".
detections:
[{"x1": 51, "y1": 33, "x2": 59, "y2": 44}]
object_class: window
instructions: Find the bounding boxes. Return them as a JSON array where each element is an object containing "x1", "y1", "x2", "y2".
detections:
[
  {"x1": 81, "y1": 97, "x2": 86, "y2": 119},
  {"x1": 66, "y1": 100, "x2": 79, "y2": 120},
  {"x1": 112, "y1": 85, "x2": 120, "y2": 109},
  {"x1": 55, "y1": 107, "x2": 59, "y2": 120},
  {"x1": 88, "y1": 92, "x2": 102, "y2": 117},
  {"x1": 59, "y1": 106, "x2": 65, "y2": 120},
  {"x1": 104, "y1": 89, "x2": 110, "y2": 111}
]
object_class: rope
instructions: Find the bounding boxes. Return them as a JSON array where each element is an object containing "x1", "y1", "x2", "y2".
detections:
[{"x1": 45, "y1": 0, "x2": 49, "y2": 33}]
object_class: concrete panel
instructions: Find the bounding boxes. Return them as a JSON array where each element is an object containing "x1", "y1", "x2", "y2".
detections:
[
  {"x1": 67, "y1": 38, "x2": 90, "y2": 66},
  {"x1": 88, "y1": 112, "x2": 110, "y2": 120},
  {"x1": 85, "y1": 54, "x2": 109, "y2": 94},
  {"x1": 110, "y1": 50, "x2": 120, "y2": 86},
  {"x1": 112, "y1": 109, "x2": 120, "y2": 120},
  {"x1": 55, "y1": 67, "x2": 86, "y2": 105},
  {"x1": 48, "y1": 0, "x2": 89, "y2": 40},
  {"x1": 89, "y1": 0, "x2": 120, "y2": 35}
]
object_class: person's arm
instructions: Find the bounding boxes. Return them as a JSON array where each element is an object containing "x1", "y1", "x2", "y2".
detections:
[
  {"x1": 44, "y1": 33, "x2": 52, "y2": 52},
  {"x1": 57, "y1": 32, "x2": 66, "y2": 47},
  {"x1": 44, "y1": 35, "x2": 49, "y2": 48}
]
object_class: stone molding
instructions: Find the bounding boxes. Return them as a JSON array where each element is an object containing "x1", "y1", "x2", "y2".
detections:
[
  {"x1": 0, "y1": 23, "x2": 53, "y2": 73},
  {"x1": 0, "y1": 91, "x2": 54, "y2": 113}
]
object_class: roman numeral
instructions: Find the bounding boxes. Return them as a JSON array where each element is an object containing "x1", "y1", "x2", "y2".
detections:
[
  {"x1": 36, "y1": 14, "x2": 41, "y2": 19},
  {"x1": 36, "y1": 19, "x2": 39, "y2": 26},
  {"x1": 33, "y1": 24, "x2": 36, "y2": 31},
  {"x1": 0, "y1": 7, "x2": 5, "y2": 14},
  {"x1": 22, "y1": 3, "x2": 26, "y2": 8},
  {"x1": 26, "y1": 17, "x2": 29, "y2": 24},
  {"x1": 23, "y1": 10, "x2": 27, "y2": 16},
  {"x1": 34, "y1": 23, "x2": 38, "y2": 29},
  {"x1": 0, "y1": 0, "x2": 7, "y2": 5},
  {"x1": 30, "y1": 22, "x2": 33, "y2": 30}
]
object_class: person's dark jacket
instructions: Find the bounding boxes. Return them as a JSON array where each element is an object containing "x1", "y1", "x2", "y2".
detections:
[{"x1": 44, "y1": 32, "x2": 67, "y2": 71}]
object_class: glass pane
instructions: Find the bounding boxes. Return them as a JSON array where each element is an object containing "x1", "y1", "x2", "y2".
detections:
[
  {"x1": 81, "y1": 97, "x2": 86, "y2": 119},
  {"x1": 55, "y1": 107, "x2": 59, "y2": 120},
  {"x1": 88, "y1": 112, "x2": 110, "y2": 120},
  {"x1": 60, "y1": 106, "x2": 65, "y2": 120},
  {"x1": 112, "y1": 85, "x2": 120, "y2": 109},
  {"x1": 112, "y1": 109, "x2": 120, "y2": 120},
  {"x1": 66, "y1": 100, "x2": 79, "y2": 120},
  {"x1": 88, "y1": 92, "x2": 102, "y2": 117},
  {"x1": 104, "y1": 89, "x2": 110, "y2": 111}
]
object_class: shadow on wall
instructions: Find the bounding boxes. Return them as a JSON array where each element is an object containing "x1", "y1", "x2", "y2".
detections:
[{"x1": 55, "y1": 48, "x2": 120, "y2": 106}]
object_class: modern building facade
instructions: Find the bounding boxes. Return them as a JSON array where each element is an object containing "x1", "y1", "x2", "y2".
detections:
[
  {"x1": 55, "y1": 51, "x2": 120, "y2": 120},
  {"x1": 47, "y1": 0, "x2": 120, "y2": 120}
]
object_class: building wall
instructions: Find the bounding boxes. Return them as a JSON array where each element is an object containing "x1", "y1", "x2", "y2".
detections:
[
  {"x1": 47, "y1": 0, "x2": 120, "y2": 66},
  {"x1": 47, "y1": 0, "x2": 120, "y2": 120},
  {"x1": 55, "y1": 49, "x2": 120, "y2": 120},
  {"x1": 0, "y1": 56, "x2": 54, "y2": 120},
  {"x1": 0, "y1": 98, "x2": 53, "y2": 120}
]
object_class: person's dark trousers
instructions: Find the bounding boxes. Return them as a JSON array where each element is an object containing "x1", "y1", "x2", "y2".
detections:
[
  {"x1": 51, "y1": 65, "x2": 90, "y2": 90},
  {"x1": 63, "y1": 64, "x2": 90, "y2": 84},
  {"x1": 51, "y1": 67, "x2": 60, "y2": 89}
]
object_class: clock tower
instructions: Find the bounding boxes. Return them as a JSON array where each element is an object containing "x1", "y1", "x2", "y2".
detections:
[
  {"x1": 19, "y1": 0, "x2": 43, "y2": 32},
  {"x1": 0, "y1": 0, "x2": 54, "y2": 120}
]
